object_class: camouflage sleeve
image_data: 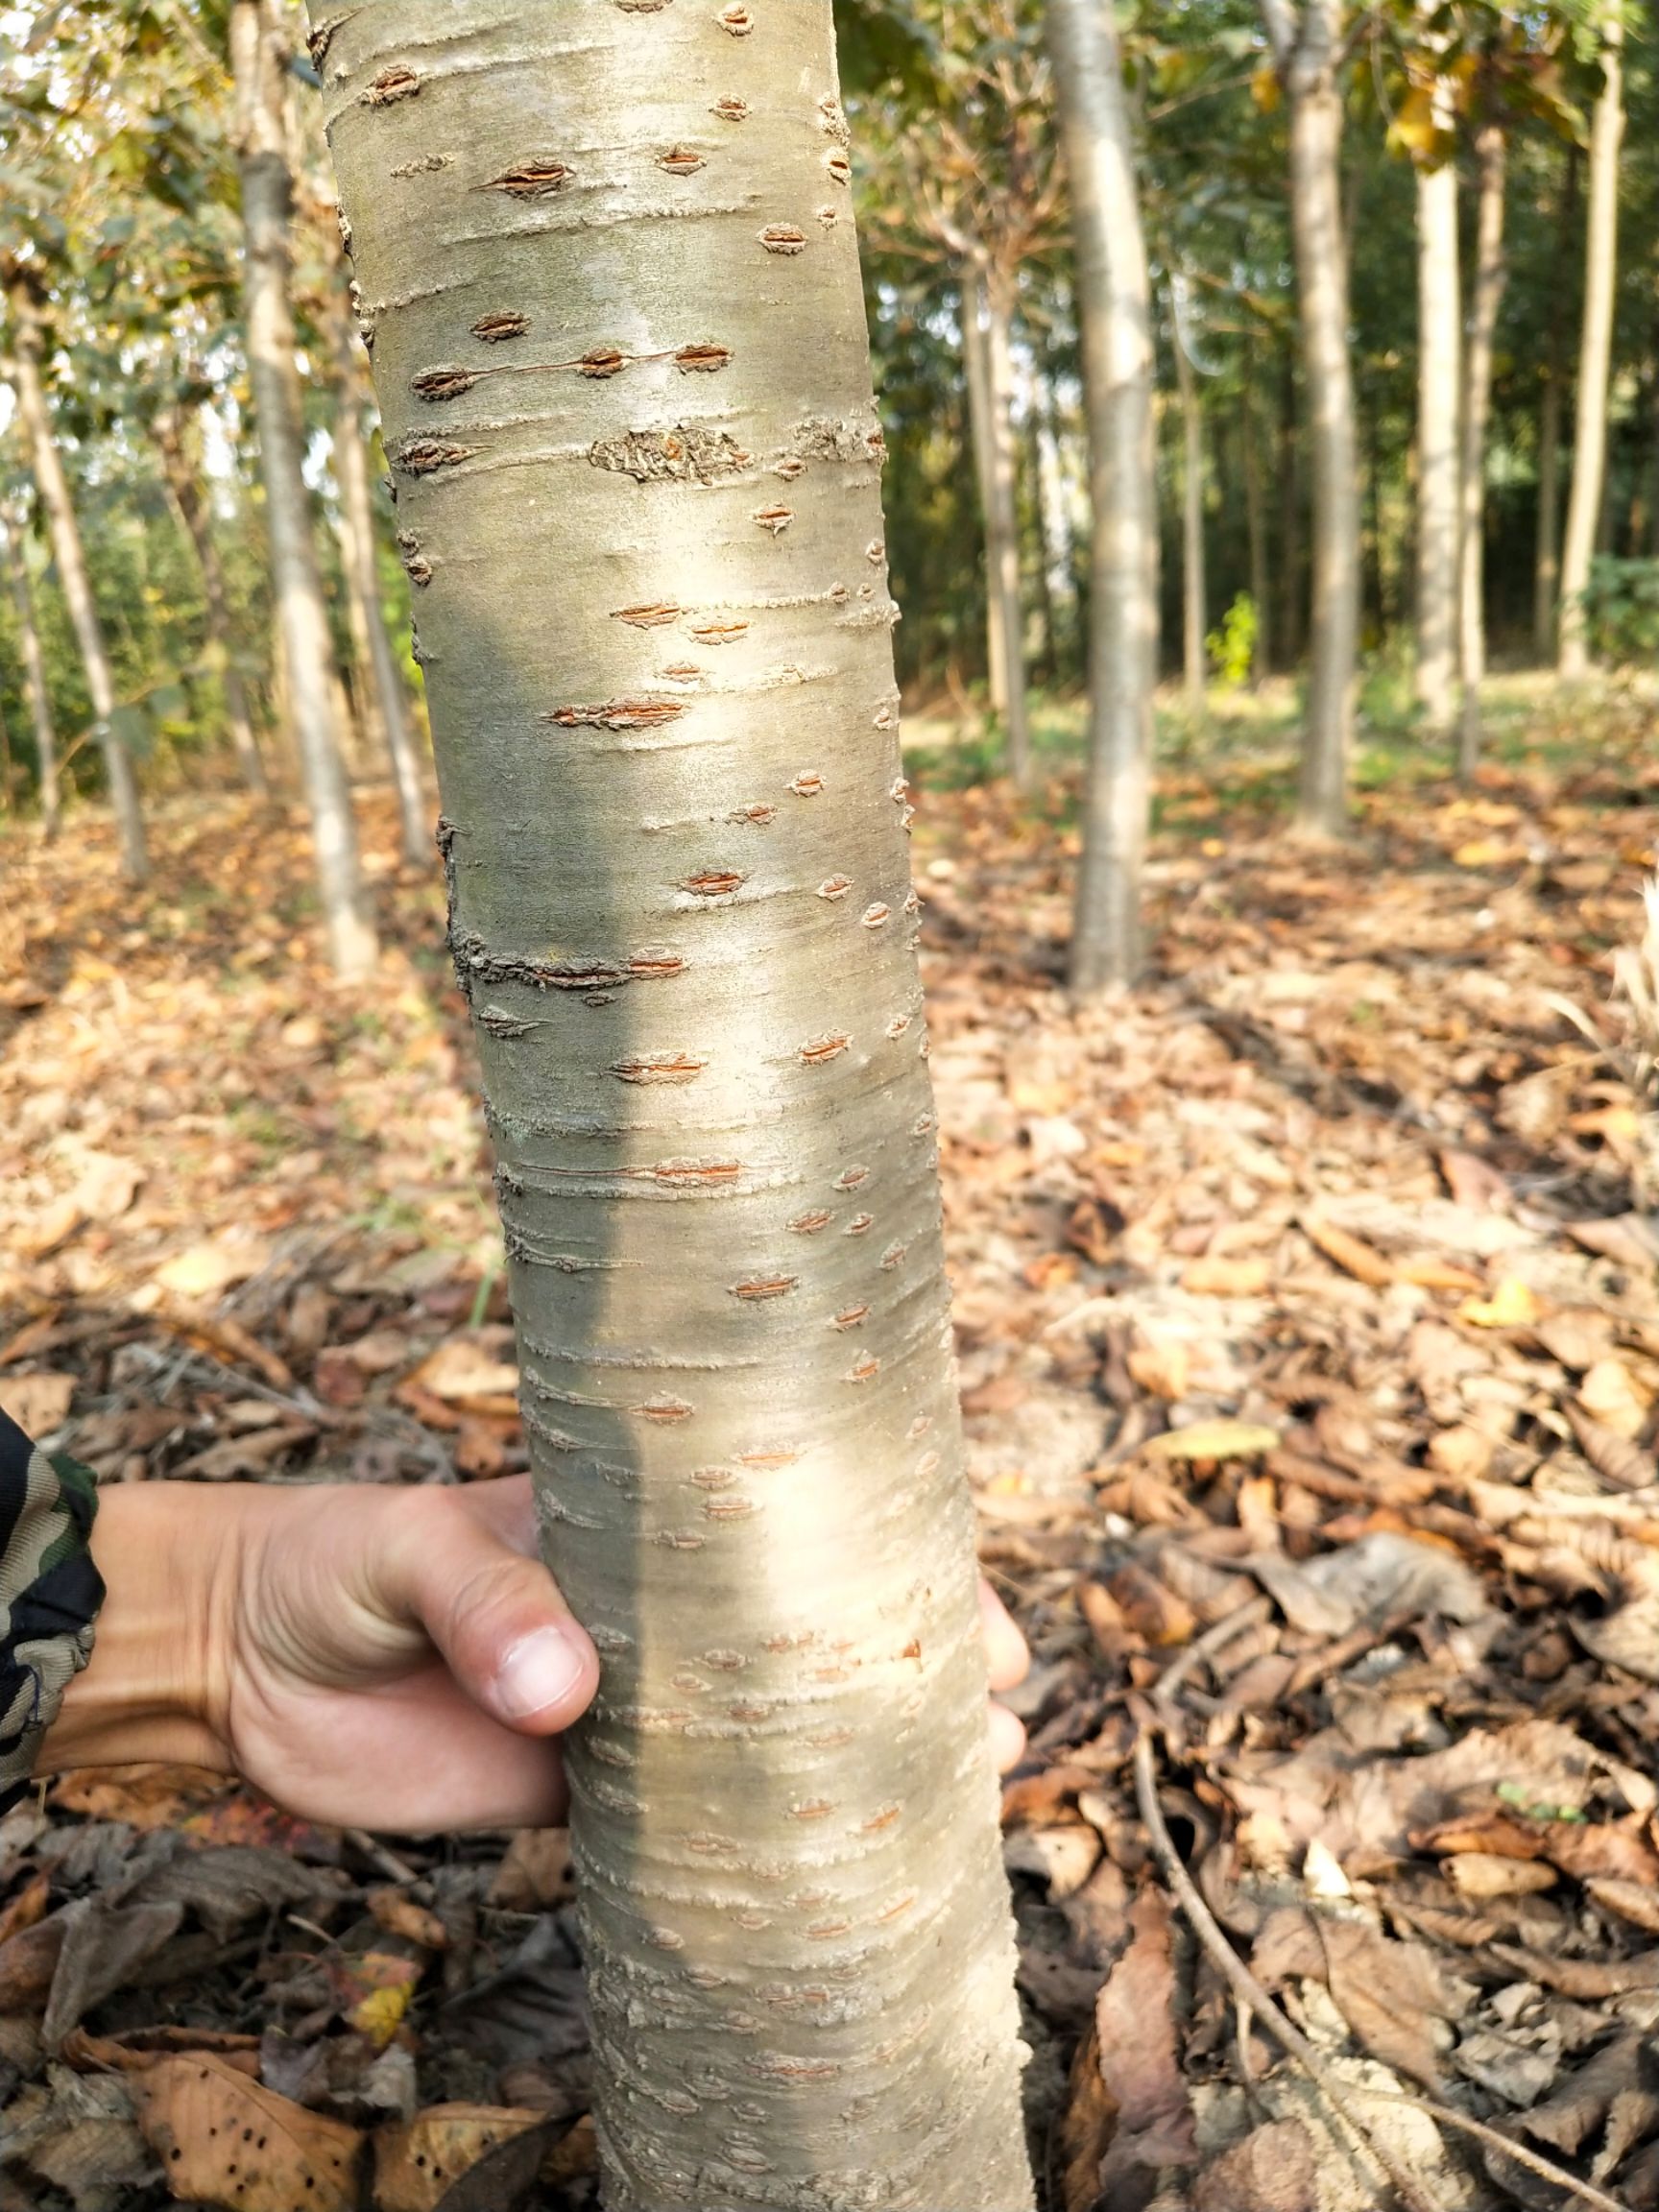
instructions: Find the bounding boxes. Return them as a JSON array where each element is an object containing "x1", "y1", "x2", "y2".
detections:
[{"x1": 0, "y1": 1405, "x2": 105, "y2": 1817}]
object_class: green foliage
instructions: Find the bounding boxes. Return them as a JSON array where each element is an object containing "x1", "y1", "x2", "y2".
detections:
[
  {"x1": 1580, "y1": 556, "x2": 1659, "y2": 663},
  {"x1": 1206, "y1": 592, "x2": 1258, "y2": 690}
]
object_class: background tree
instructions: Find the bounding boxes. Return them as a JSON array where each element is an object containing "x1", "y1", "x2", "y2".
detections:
[
  {"x1": 0, "y1": 507, "x2": 59, "y2": 838},
  {"x1": 1261, "y1": 0, "x2": 1359, "y2": 834},
  {"x1": 1557, "y1": 1, "x2": 1625, "y2": 678},
  {"x1": 5, "y1": 273, "x2": 149, "y2": 880},
  {"x1": 229, "y1": 0, "x2": 375, "y2": 976},
  {"x1": 1050, "y1": 0, "x2": 1158, "y2": 991}
]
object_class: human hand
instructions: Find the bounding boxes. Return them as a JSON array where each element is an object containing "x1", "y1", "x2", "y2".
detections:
[{"x1": 45, "y1": 1476, "x2": 1030, "y2": 1834}]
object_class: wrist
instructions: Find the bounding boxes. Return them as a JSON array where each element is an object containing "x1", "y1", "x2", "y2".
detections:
[{"x1": 37, "y1": 1481, "x2": 252, "y2": 1778}]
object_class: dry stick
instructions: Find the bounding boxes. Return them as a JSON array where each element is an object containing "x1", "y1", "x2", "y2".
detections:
[
  {"x1": 1151, "y1": 1594, "x2": 1273, "y2": 1711},
  {"x1": 1131, "y1": 1732, "x2": 1627, "y2": 2212}
]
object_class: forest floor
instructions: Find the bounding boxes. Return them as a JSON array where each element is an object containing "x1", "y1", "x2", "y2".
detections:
[{"x1": 5, "y1": 685, "x2": 1659, "y2": 2210}]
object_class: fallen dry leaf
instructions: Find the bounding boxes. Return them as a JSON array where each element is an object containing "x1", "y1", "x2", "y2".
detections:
[
  {"x1": 1459, "y1": 1276, "x2": 1544, "y2": 1329},
  {"x1": 0, "y1": 1369, "x2": 75, "y2": 1435},
  {"x1": 1301, "y1": 1214, "x2": 1395, "y2": 1287},
  {"x1": 132, "y1": 2053, "x2": 365, "y2": 2210},
  {"x1": 1093, "y1": 1887, "x2": 1196, "y2": 2187},
  {"x1": 373, "y1": 2104, "x2": 549, "y2": 2212},
  {"x1": 1142, "y1": 1418, "x2": 1281, "y2": 1464}
]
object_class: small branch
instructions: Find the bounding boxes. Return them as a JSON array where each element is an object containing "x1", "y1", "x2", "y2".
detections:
[{"x1": 1132, "y1": 1732, "x2": 1629, "y2": 2212}]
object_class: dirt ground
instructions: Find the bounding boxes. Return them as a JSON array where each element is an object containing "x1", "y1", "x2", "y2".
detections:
[{"x1": 5, "y1": 706, "x2": 1659, "y2": 2210}]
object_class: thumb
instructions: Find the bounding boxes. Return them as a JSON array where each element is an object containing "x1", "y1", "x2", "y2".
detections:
[{"x1": 394, "y1": 1490, "x2": 601, "y2": 1736}]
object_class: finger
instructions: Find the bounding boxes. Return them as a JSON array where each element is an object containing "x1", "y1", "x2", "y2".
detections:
[
  {"x1": 451, "y1": 1472, "x2": 540, "y2": 1556},
  {"x1": 386, "y1": 1492, "x2": 601, "y2": 1737},
  {"x1": 978, "y1": 1578, "x2": 1029, "y2": 1694},
  {"x1": 988, "y1": 1700, "x2": 1026, "y2": 1773}
]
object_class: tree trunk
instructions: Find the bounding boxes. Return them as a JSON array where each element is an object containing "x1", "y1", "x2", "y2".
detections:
[
  {"x1": 153, "y1": 406, "x2": 270, "y2": 797},
  {"x1": 980, "y1": 269, "x2": 1032, "y2": 786},
  {"x1": 313, "y1": 8, "x2": 1033, "y2": 2208},
  {"x1": 2, "y1": 519, "x2": 60, "y2": 840},
  {"x1": 1413, "y1": 90, "x2": 1460, "y2": 730},
  {"x1": 323, "y1": 267, "x2": 428, "y2": 866},
  {"x1": 1457, "y1": 124, "x2": 1507, "y2": 781},
  {"x1": 1032, "y1": 362, "x2": 1079, "y2": 684},
  {"x1": 1274, "y1": 0, "x2": 1359, "y2": 834},
  {"x1": 1171, "y1": 288, "x2": 1207, "y2": 719},
  {"x1": 1277, "y1": 348, "x2": 1306, "y2": 667},
  {"x1": 1533, "y1": 146, "x2": 1576, "y2": 657},
  {"x1": 1558, "y1": 8, "x2": 1624, "y2": 681},
  {"x1": 1048, "y1": 0, "x2": 1158, "y2": 991},
  {"x1": 231, "y1": 0, "x2": 377, "y2": 977},
  {"x1": 960, "y1": 281, "x2": 1007, "y2": 715},
  {"x1": 7, "y1": 285, "x2": 147, "y2": 880},
  {"x1": 1021, "y1": 374, "x2": 1058, "y2": 687},
  {"x1": 1242, "y1": 360, "x2": 1271, "y2": 681}
]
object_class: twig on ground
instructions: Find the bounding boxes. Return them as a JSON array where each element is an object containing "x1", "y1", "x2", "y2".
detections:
[
  {"x1": 1151, "y1": 1595, "x2": 1273, "y2": 1715},
  {"x1": 1132, "y1": 1730, "x2": 1628, "y2": 2212},
  {"x1": 345, "y1": 1828, "x2": 421, "y2": 1886}
]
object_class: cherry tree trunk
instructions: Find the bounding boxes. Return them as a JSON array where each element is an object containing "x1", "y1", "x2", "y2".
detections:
[{"x1": 310, "y1": 6, "x2": 1032, "y2": 2207}]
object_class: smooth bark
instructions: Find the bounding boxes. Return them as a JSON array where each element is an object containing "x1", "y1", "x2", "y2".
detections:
[
  {"x1": 313, "y1": 7, "x2": 1032, "y2": 2207},
  {"x1": 2, "y1": 519, "x2": 60, "y2": 839},
  {"x1": 324, "y1": 267, "x2": 427, "y2": 865},
  {"x1": 970, "y1": 269, "x2": 1032, "y2": 785},
  {"x1": 1170, "y1": 290, "x2": 1207, "y2": 718},
  {"x1": 153, "y1": 405, "x2": 269, "y2": 797},
  {"x1": 230, "y1": 0, "x2": 376, "y2": 977},
  {"x1": 1558, "y1": 10, "x2": 1624, "y2": 680},
  {"x1": 1266, "y1": 0, "x2": 1358, "y2": 833},
  {"x1": 960, "y1": 280, "x2": 1007, "y2": 714},
  {"x1": 1277, "y1": 349, "x2": 1306, "y2": 667},
  {"x1": 1242, "y1": 365, "x2": 1271, "y2": 681},
  {"x1": 1048, "y1": 0, "x2": 1157, "y2": 990},
  {"x1": 1457, "y1": 125, "x2": 1507, "y2": 780},
  {"x1": 1413, "y1": 87, "x2": 1460, "y2": 729},
  {"x1": 7, "y1": 286, "x2": 147, "y2": 880},
  {"x1": 1533, "y1": 147, "x2": 1577, "y2": 655}
]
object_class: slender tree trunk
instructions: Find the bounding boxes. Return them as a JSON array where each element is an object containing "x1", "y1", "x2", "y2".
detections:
[
  {"x1": 1033, "y1": 363, "x2": 1078, "y2": 684},
  {"x1": 980, "y1": 269, "x2": 1032, "y2": 785},
  {"x1": 314, "y1": 8, "x2": 1032, "y2": 2206},
  {"x1": 2, "y1": 520, "x2": 60, "y2": 840},
  {"x1": 960, "y1": 282, "x2": 1007, "y2": 714},
  {"x1": 1413, "y1": 93, "x2": 1460, "y2": 729},
  {"x1": 1048, "y1": 0, "x2": 1157, "y2": 991},
  {"x1": 7, "y1": 286, "x2": 147, "y2": 880},
  {"x1": 323, "y1": 268, "x2": 428, "y2": 865},
  {"x1": 231, "y1": 0, "x2": 376, "y2": 977},
  {"x1": 1457, "y1": 125, "x2": 1507, "y2": 781},
  {"x1": 1242, "y1": 362, "x2": 1271, "y2": 681},
  {"x1": 1021, "y1": 376, "x2": 1058, "y2": 686},
  {"x1": 1558, "y1": 9, "x2": 1624, "y2": 681},
  {"x1": 1170, "y1": 289, "x2": 1207, "y2": 719},
  {"x1": 1533, "y1": 146, "x2": 1576, "y2": 657},
  {"x1": 153, "y1": 406, "x2": 269, "y2": 797},
  {"x1": 1278, "y1": 349, "x2": 1306, "y2": 666},
  {"x1": 1272, "y1": 0, "x2": 1359, "y2": 833}
]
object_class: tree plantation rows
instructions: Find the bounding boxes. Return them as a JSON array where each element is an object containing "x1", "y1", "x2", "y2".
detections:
[
  {"x1": 4, "y1": 6, "x2": 1659, "y2": 2212},
  {"x1": 1, "y1": 1, "x2": 1654, "y2": 985}
]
